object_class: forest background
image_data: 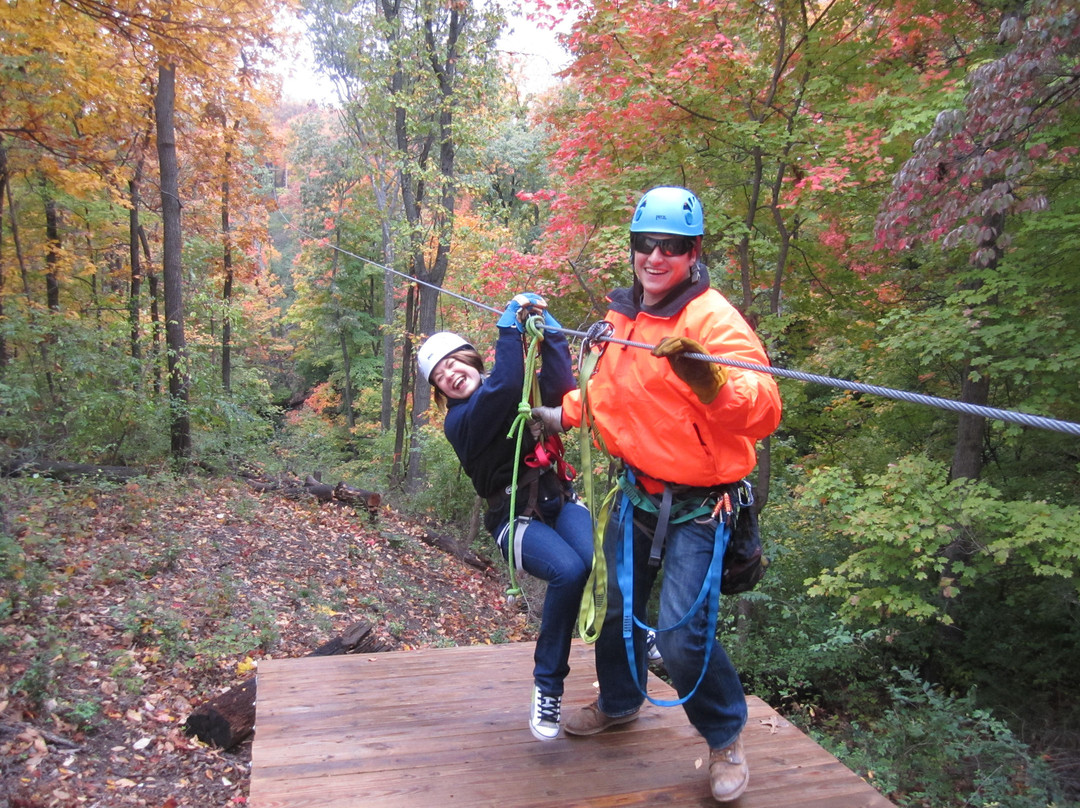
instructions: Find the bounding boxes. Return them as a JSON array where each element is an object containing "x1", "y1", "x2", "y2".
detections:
[{"x1": 2, "y1": 0, "x2": 1079, "y2": 805}]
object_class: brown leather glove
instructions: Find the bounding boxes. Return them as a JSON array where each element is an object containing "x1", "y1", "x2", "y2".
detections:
[{"x1": 651, "y1": 336, "x2": 728, "y2": 404}]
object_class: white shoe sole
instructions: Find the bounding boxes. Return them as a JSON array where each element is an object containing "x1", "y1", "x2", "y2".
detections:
[{"x1": 530, "y1": 722, "x2": 562, "y2": 741}]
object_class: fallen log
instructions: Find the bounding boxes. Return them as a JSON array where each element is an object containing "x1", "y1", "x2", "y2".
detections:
[
  {"x1": 182, "y1": 679, "x2": 256, "y2": 750},
  {"x1": 309, "y1": 619, "x2": 390, "y2": 656},
  {"x1": 303, "y1": 475, "x2": 334, "y2": 503},
  {"x1": 333, "y1": 481, "x2": 381, "y2": 511},
  {"x1": 3, "y1": 460, "x2": 144, "y2": 483},
  {"x1": 418, "y1": 528, "x2": 492, "y2": 572},
  {"x1": 242, "y1": 472, "x2": 382, "y2": 517},
  {"x1": 183, "y1": 619, "x2": 390, "y2": 750},
  {"x1": 334, "y1": 482, "x2": 380, "y2": 522}
]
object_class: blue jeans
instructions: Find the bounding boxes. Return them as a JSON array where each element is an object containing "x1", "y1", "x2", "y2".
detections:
[
  {"x1": 593, "y1": 492, "x2": 747, "y2": 749},
  {"x1": 496, "y1": 497, "x2": 594, "y2": 696}
]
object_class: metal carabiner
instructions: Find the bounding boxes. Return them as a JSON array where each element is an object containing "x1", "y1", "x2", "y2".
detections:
[
  {"x1": 737, "y1": 480, "x2": 755, "y2": 508},
  {"x1": 693, "y1": 492, "x2": 718, "y2": 526},
  {"x1": 580, "y1": 320, "x2": 615, "y2": 376}
]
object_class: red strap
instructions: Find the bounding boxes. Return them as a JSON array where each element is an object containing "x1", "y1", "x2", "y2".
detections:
[{"x1": 524, "y1": 435, "x2": 577, "y2": 482}]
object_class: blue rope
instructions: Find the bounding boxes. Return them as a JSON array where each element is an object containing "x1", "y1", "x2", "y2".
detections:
[{"x1": 618, "y1": 471, "x2": 729, "y2": 707}]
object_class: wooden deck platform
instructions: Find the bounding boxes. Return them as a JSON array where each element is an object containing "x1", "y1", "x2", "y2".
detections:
[{"x1": 250, "y1": 640, "x2": 893, "y2": 807}]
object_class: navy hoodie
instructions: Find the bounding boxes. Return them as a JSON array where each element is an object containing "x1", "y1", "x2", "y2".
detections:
[{"x1": 443, "y1": 324, "x2": 575, "y2": 533}]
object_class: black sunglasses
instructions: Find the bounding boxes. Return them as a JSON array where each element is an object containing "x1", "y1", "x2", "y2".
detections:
[{"x1": 630, "y1": 233, "x2": 695, "y2": 257}]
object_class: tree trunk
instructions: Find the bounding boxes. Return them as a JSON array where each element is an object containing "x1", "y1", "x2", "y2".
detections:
[
  {"x1": 147, "y1": 255, "x2": 162, "y2": 395},
  {"x1": 390, "y1": 5, "x2": 463, "y2": 493},
  {"x1": 40, "y1": 197, "x2": 60, "y2": 397},
  {"x1": 3, "y1": 461, "x2": 144, "y2": 483},
  {"x1": 949, "y1": 364, "x2": 990, "y2": 482},
  {"x1": 45, "y1": 198, "x2": 60, "y2": 312},
  {"x1": 737, "y1": 146, "x2": 765, "y2": 313},
  {"x1": 221, "y1": 137, "x2": 232, "y2": 393},
  {"x1": 406, "y1": 280, "x2": 441, "y2": 491},
  {"x1": 7, "y1": 173, "x2": 52, "y2": 395},
  {"x1": 339, "y1": 327, "x2": 354, "y2": 428},
  {"x1": 948, "y1": 188, "x2": 1002, "y2": 486},
  {"x1": 223, "y1": 264, "x2": 233, "y2": 392},
  {"x1": 332, "y1": 230, "x2": 355, "y2": 428},
  {"x1": 128, "y1": 162, "x2": 143, "y2": 360},
  {"x1": 0, "y1": 141, "x2": 7, "y2": 371},
  {"x1": 7, "y1": 174, "x2": 31, "y2": 301},
  {"x1": 154, "y1": 64, "x2": 191, "y2": 461},
  {"x1": 379, "y1": 200, "x2": 396, "y2": 432},
  {"x1": 416, "y1": 526, "x2": 491, "y2": 571},
  {"x1": 332, "y1": 481, "x2": 381, "y2": 516},
  {"x1": 241, "y1": 473, "x2": 382, "y2": 518},
  {"x1": 755, "y1": 436, "x2": 772, "y2": 511},
  {"x1": 183, "y1": 679, "x2": 255, "y2": 750},
  {"x1": 391, "y1": 284, "x2": 417, "y2": 489},
  {"x1": 466, "y1": 495, "x2": 482, "y2": 548}
]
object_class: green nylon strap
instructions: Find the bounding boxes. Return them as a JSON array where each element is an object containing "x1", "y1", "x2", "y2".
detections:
[
  {"x1": 615, "y1": 474, "x2": 714, "y2": 524},
  {"x1": 576, "y1": 345, "x2": 612, "y2": 643},
  {"x1": 503, "y1": 317, "x2": 545, "y2": 601}
]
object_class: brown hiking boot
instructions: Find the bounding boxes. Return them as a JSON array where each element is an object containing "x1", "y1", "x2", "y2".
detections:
[
  {"x1": 563, "y1": 699, "x2": 639, "y2": 736},
  {"x1": 709, "y1": 735, "x2": 749, "y2": 802}
]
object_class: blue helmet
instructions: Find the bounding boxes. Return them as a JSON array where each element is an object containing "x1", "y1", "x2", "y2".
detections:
[{"x1": 629, "y1": 186, "x2": 705, "y2": 236}]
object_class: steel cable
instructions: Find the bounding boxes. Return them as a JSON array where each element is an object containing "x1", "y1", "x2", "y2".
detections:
[{"x1": 278, "y1": 209, "x2": 1080, "y2": 438}]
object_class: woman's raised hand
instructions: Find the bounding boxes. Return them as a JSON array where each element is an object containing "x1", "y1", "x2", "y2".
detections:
[{"x1": 497, "y1": 293, "x2": 548, "y2": 332}]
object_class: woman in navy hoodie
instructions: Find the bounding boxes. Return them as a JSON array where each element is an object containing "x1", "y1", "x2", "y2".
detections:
[{"x1": 416, "y1": 294, "x2": 593, "y2": 742}]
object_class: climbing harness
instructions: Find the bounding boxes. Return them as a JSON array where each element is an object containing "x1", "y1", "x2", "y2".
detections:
[
  {"x1": 524, "y1": 431, "x2": 576, "y2": 485},
  {"x1": 616, "y1": 472, "x2": 716, "y2": 567}
]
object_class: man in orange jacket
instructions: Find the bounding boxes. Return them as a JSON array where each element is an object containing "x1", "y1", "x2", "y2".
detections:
[{"x1": 532, "y1": 185, "x2": 781, "y2": 802}]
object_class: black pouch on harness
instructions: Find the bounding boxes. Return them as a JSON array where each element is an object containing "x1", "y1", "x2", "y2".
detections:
[{"x1": 721, "y1": 496, "x2": 768, "y2": 595}]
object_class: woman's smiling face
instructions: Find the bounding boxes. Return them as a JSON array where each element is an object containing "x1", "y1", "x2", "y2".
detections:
[
  {"x1": 632, "y1": 232, "x2": 699, "y2": 306},
  {"x1": 431, "y1": 353, "x2": 481, "y2": 400}
]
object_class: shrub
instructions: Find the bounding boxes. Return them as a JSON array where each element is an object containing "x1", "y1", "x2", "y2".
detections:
[
  {"x1": 819, "y1": 668, "x2": 1062, "y2": 808},
  {"x1": 406, "y1": 423, "x2": 478, "y2": 528}
]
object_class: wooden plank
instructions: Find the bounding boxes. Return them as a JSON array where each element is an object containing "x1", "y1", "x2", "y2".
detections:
[{"x1": 250, "y1": 640, "x2": 894, "y2": 808}]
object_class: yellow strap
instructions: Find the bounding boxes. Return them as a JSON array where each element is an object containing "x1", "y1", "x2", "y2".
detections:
[
  {"x1": 576, "y1": 344, "x2": 614, "y2": 643},
  {"x1": 577, "y1": 484, "x2": 616, "y2": 643}
]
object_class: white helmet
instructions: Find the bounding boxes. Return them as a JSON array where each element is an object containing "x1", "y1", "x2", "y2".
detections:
[{"x1": 417, "y1": 331, "x2": 473, "y2": 383}]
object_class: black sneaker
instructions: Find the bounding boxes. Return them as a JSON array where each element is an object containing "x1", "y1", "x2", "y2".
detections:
[{"x1": 530, "y1": 686, "x2": 562, "y2": 741}]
